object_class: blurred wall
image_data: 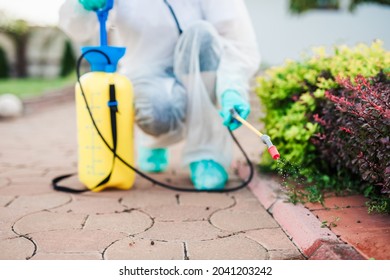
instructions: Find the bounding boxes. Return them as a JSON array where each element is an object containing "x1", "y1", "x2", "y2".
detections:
[{"x1": 244, "y1": 0, "x2": 390, "y2": 66}]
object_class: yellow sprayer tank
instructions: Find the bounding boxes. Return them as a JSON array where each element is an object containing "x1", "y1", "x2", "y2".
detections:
[{"x1": 76, "y1": 46, "x2": 135, "y2": 192}]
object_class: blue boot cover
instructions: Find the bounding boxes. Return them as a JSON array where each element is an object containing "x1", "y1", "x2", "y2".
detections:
[{"x1": 189, "y1": 160, "x2": 228, "y2": 191}]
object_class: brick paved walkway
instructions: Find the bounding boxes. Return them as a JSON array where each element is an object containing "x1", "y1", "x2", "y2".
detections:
[{"x1": 0, "y1": 97, "x2": 303, "y2": 260}]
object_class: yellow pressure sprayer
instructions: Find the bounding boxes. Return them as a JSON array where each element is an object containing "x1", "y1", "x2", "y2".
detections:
[
  {"x1": 52, "y1": 0, "x2": 280, "y2": 193},
  {"x1": 53, "y1": 0, "x2": 136, "y2": 192},
  {"x1": 76, "y1": 0, "x2": 135, "y2": 192}
]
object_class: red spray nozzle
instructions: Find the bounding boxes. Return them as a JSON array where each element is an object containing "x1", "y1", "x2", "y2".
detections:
[
  {"x1": 268, "y1": 145, "x2": 280, "y2": 160},
  {"x1": 261, "y1": 135, "x2": 280, "y2": 161}
]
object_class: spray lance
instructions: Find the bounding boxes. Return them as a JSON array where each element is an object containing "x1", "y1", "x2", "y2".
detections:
[
  {"x1": 230, "y1": 109, "x2": 280, "y2": 160},
  {"x1": 52, "y1": 0, "x2": 279, "y2": 194}
]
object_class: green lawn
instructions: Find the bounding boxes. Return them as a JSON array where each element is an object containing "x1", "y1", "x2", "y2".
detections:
[{"x1": 0, "y1": 74, "x2": 76, "y2": 99}]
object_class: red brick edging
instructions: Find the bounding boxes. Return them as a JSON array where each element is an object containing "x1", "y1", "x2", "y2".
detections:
[{"x1": 235, "y1": 161, "x2": 365, "y2": 260}]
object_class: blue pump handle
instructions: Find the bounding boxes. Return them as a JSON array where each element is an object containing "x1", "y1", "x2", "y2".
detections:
[
  {"x1": 96, "y1": 0, "x2": 114, "y2": 46},
  {"x1": 83, "y1": 0, "x2": 125, "y2": 73}
]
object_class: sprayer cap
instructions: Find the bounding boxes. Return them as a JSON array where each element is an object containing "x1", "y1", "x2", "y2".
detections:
[{"x1": 82, "y1": 46, "x2": 126, "y2": 73}]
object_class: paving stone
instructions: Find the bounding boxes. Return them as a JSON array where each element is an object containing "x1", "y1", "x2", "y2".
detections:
[
  {"x1": 210, "y1": 208, "x2": 278, "y2": 232},
  {"x1": 83, "y1": 189, "x2": 136, "y2": 199},
  {"x1": 179, "y1": 192, "x2": 234, "y2": 208},
  {"x1": 142, "y1": 168, "x2": 188, "y2": 181},
  {"x1": 0, "y1": 98, "x2": 304, "y2": 260},
  {"x1": 54, "y1": 196, "x2": 125, "y2": 214},
  {"x1": 268, "y1": 250, "x2": 305, "y2": 260},
  {"x1": 32, "y1": 252, "x2": 102, "y2": 260},
  {"x1": 0, "y1": 177, "x2": 11, "y2": 188},
  {"x1": 143, "y1": 205, "x2": 217, "y2": 222},
  {"x1": 187, "y1": 235, "x2": 267, "y2": 260},
  {"x1": 233, "y1": 199, "x2": 267, "y2": 212},
  {"x1": 0, "y1": 183, "x2": 53, "y2": 196},
  {"x1": 0, "y1": 195, "x2": 15, "y2": 207},
  {"x1": 0, "y1": 155, "x2": 35, "y2": 167},
  {"x1": 130, "y1": 177, "x2": 155, "y2": 191},
  {"x1": 138, "y1": 221, "x2": 226, "y2": 241},
  {"x1": 0, "y1": 222, "x2": 18, "y2": 240},
  {"x1": 29, "y1": 229, "x2": 126, "y2": 253},
  {"x1": 120, "y1": 190, "x2": 177, "y2": 209},
  {"x1": 8, "y1": 193, "x2": 71, "y2": 212},
  {"x1": 0, "y1": 165, "x2": 9, "y2": 173},
  {"x1": 139, "y1": 165, "x2": 193, "y2": 189},
  {"x1": 25, "y1": 161, "x2": 72, "y2": 171},
  {"x1": 84, "y1": 211, "x2": 153, "y2": 235},
  {"x1": 104, "y1": 238, "x2": 184, "y2": 260},
  {"x1": 0, "y1": 207, "x2": 35, "y2": 224},
  {"x1": 224, "y1": 175, "x2": 250, "y2": 191},
  {"x1": 244, "y1": 228, "x2": 299, "y2": 251},
  {"x1": 13, "y1": 211, "x2": 87, "y2": 235},
  {"x1": 0, "y1": 237, "x2": 35, "y2": 260},
  {"x1": 42, "y1": 169, "x2": 79, "y2": 183},
  {"x1": 232, "y1": 187, "x2": 260, "y2": 201},
  {"x1": 8, "y1": 176, "x2": 49, "y2": 185}
]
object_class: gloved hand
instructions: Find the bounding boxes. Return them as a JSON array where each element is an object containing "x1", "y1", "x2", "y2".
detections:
[
  {"x1": 79, "y1": 0, "x2": 106, "y2": 11},
  {"x1": 220, "y1": 90, "x2": 250, "y2": 131}
]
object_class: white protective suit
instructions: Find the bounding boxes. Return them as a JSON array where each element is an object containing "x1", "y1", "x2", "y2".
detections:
[{"x1": 59, "y1": 0, "x2": 260, "y2": 169}]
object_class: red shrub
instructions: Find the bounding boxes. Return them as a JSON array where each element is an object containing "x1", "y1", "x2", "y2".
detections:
[{"x1": 313, "y1": 73, "x2": 390, "y2": 195}]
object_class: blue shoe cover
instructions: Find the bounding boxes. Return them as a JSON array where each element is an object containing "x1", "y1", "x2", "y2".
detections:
[
  {"x1": 189, "y1": 160, "x2": 228, "y2": 191},
  {"x1": 137, "y1": 147, "x2": 168, "y2": 173}
]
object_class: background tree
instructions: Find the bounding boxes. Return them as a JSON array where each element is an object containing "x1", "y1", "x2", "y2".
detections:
[
  {"x1": 0, "y1": 12, "x2": 30, "y2": 78},
  {"x1": 60, "y1": 40, "x2": 76, "y2": 77},
  {"x1": 0, "y1": 46, "x2": 9, "y2": 78}
]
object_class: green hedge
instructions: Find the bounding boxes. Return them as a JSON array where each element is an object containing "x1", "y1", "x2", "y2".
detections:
[{"x1": 256, "y1": 41, "x2": 390, "y2": 211}]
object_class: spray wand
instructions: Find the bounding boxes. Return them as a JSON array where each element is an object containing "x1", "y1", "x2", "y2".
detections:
[{"x1": 230, "y1": 109, "x2": 280, "y2": 160}]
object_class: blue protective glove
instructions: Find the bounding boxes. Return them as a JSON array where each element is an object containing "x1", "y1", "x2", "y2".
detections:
[
  {"x1": 79, "y1": 0, "x2": 106, "y2": 11},
  {"x1": 220, "y1": 90, "x2": 250, "y2": 131}
]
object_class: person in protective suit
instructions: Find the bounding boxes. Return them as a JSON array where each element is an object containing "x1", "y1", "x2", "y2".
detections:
[{"x1": 59, "y1": 0, "x2": 260, "y2": 190}]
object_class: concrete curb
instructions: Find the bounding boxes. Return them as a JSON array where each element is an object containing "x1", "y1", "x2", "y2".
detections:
[{"x1": 235, "y1": 160, "x2": 366, "y2": 260}]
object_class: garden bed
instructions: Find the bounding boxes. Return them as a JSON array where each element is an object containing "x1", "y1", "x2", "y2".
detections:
[{"x1": 256, "y1": 41, "x2": 390, "y2": 213}]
